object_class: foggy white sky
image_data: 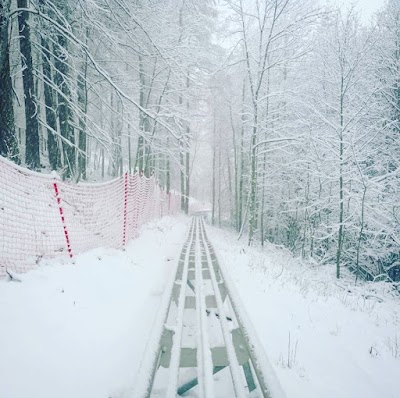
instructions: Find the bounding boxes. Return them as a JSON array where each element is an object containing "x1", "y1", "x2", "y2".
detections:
[{"x1": 323, "y1": 0, "x2": 384, "y2": 21}]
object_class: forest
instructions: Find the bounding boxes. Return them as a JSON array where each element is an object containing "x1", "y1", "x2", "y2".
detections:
[{"x1": 0, "y1": 0, "x2": 399, "y2": 282}]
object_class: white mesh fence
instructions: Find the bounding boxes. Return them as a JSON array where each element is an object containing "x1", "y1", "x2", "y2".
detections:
[{"x1": 0, "y1": 156, "x2": 180, "y2": 277}]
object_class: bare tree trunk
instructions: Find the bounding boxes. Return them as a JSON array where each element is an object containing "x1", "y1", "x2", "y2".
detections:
[
  {"x1": 229, "y1": 105, "x2": 238, "y2": 229},
  {"x1": 110, "y1": 92, "x2": 123, "y2": 177},
  {"x1": 301, "y1": 165, "x2": 311, "y2": 258},
  {"x1": 77, "y1": 73, "x2": 87, "y2": 179},
  {"x1": 260, "y1": 154, "x2": 266, "y2": 247},
  {"x1": 226, "y1": 148, "x2": 234, "y2": 226},
  {"x1": 260, "y1": 70, "x2": 271, "y2": 247},
  {"x1": 77, "y1": 28, "x2": 89, "y2": 180},
  {"x1": 166, "y1": 136, "x2": 170, "y2": 193},
  {"x1": 54, "y1": 33, "x2": 74, "y2": 178},
  {"x1": 180, "y1": 142, "x2": 185, "y2": 211},
  {"x1": 248, "y1": 108, "x2": 258, "y2": 245},
  {"x1": 128, "y1": 124, "x2": 132, "y2": 173},
  {"x1": 336, "y1": 143, "x2": 344, "y2": 279},
  {"x1": 0, "y1": 0, "x2": 19, "y2": 162},
  {"x1": 41, "y1": 34, "x2": 60, "y2": 170},
  {"x1": 183, "y1": 75, "x2": 190, "y2": 215},
  {"x1": 237, "y1": 80, "x2": 246, "y2": 232},
  {"x1": 355, "y1": 185, "x2": 367, "y2": 284},
  {"x1": 101, "y1": 147, "x2": 105, "y2": 178},
  {"x1": 17, "y1": 0, "x2": 40, "y2": 169},
  {"x1": 218, "y1": 128, "x2": 221, "y2": 227},
  {"x1": 185, "y1": 140, "x2": 190, "y2": 214},
  {"x1": 336, "y1": 79, "x2": 345, "y2": 279},
  {"x1": 136, "y1": 54, "x2": 146, "y2": 172},
  {"x1": 212, "y1": 114, "x2": 216, "y2": 225}
]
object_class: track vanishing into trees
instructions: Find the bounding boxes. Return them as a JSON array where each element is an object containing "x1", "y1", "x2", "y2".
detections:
[{"x1": 134, "y1": 216, "x2": 279, "y2": 398}]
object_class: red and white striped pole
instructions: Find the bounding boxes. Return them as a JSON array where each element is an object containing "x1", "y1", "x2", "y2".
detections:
[
  {"x1": 53, "y1": 182, "x2": 73, "y2": 259},
  {"x1": 122, "y1": 172, "x2": 128, "y2": 248}
]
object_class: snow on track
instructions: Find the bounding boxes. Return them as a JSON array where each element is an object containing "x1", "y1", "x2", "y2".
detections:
[{"x1": 138, "y1": 217, "x2": 284, "y2": 397}]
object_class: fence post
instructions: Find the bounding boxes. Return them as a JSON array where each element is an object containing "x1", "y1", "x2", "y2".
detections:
[
  {"x1": 53, "y1": 182, "x2": 73, "y2": 259},
  {"x1": 123, "y1": 171, "x2": 128, "y2": 248}
]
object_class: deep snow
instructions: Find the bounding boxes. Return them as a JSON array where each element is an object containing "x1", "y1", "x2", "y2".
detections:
[
  {"x1": 208, "y1": 225, "x2": 400, "y2": 398},
  {"x1": 0, "y1": 215, "x2": 399, "y2": 398},
  {"x1": 0, "y1": 216, "x2": 187, "y2": 398}
]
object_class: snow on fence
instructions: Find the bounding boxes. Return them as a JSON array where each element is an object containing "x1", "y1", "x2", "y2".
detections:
[{"x1": 0, "y1": 156, "x2": 180, "y2": 277}]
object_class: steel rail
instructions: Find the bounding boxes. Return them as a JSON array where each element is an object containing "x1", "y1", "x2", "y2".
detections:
[
  {"x1": 135, "y1": 216, "x2": 284, "y2": 398},
  {"x1": 198, "y1": 218, "x2": 248, "y2": 398},
  {"x1": 165, "y1": 219, "x2": 196, "y2": 397},
  {"x1": 133, "y1": 218, "x2": 195, "y2": 398},
  {"x1": 200, "y1": 218, "x2": 284, "y2": 398},
  {"x1": 194, "y1": 217, "x2": 215, "y2": 397}
]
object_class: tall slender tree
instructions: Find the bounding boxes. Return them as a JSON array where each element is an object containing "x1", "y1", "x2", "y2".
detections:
[
  {"x1": 40, "y1": 31, "x2": 60, "y2": 170},
  {"x1": 0, "y1": 0, "x2": 19, "y2": 161},
  {"x1": 17, "y1": 0, "x2": 40, "y2": 169}
]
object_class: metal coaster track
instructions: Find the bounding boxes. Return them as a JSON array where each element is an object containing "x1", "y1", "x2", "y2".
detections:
[{"x1": 134, "y1": 216, "x2": 278, "y2": 398}]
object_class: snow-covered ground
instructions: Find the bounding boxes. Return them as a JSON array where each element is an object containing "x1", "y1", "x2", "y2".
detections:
[
  {"x1": 1, "y1": 216, "x2": 399, "y2": 398},
  {"x1": 208, "y1": 225, "x2": 400, "y2": 398},
  {"x1": 0, "y1": 216, "x2": 188, "y2": 398}
]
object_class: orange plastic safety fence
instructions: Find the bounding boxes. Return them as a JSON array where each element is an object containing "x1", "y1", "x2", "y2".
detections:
[{"x1": 0, "y1": 156, "x2": 180, "y2": 277}]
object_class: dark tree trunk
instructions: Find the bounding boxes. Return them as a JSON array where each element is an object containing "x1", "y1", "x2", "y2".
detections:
[
  {"x1": 166, "y1": 144, "x2": 170, "y2": 194},
  {"x1": 17, "y1": 0, "x2": 40, "y2": 169},
  {"x1": 77, "y1": 70, "x2": 87, "y2": 179},
  {"x1": 211, "y1": 114, "x2": 216, "y2": 225},
  {"x1": 248, "y1": 105, "x2": 258, "y2": 245},
  {"x1": 136, "y1": 135, "x2": 144, "y2": 172},
  {"x1": 237, "y1": 80, "x2": 246, "y2": 232},
  {"x1": 136, "y1": 54, "x2": 146, "y2": 173},
  {"x1": 77, "y1": 28, "x2": 89, "y2": 180},
  {"x1": 218, "y1": 129, "x2": 221, "y2": 227},
  {"x1": 0, "y1": 1, "x2": 19, "y2": 161},
  {"x1": 180, "y1": 142, "x2": 185, "y2": 211},
  {"x1": 41, "y1": 35, "x2": 60, "y2": 170},
  {"x1": 184, "y1": 147, "x2": 189, "y2": 214},
  {"x1": 54, "y1": 33, "x2": 74, "y2": 178},
  {"x1": 128, "y1": 124, "x2": 132, "y2": 173},
  {"x1": 184, "y1": 75, "x2": 190, "y2": 215},
  {"x1": 101, "y1": 147, "x2": 105, "y2": 178}
]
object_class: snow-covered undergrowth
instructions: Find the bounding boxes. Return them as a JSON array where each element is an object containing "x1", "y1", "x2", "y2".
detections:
[
  {"x1": 0, "y1": 216, "x2": 188, "y2": 398},
  {"x1": 208, "y1": 225, "x2": 400, "y2": 398}
]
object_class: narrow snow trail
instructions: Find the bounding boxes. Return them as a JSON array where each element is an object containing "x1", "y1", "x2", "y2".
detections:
[{"x1": 0, "y1": 217, "x2": 187, "y2": 398}]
